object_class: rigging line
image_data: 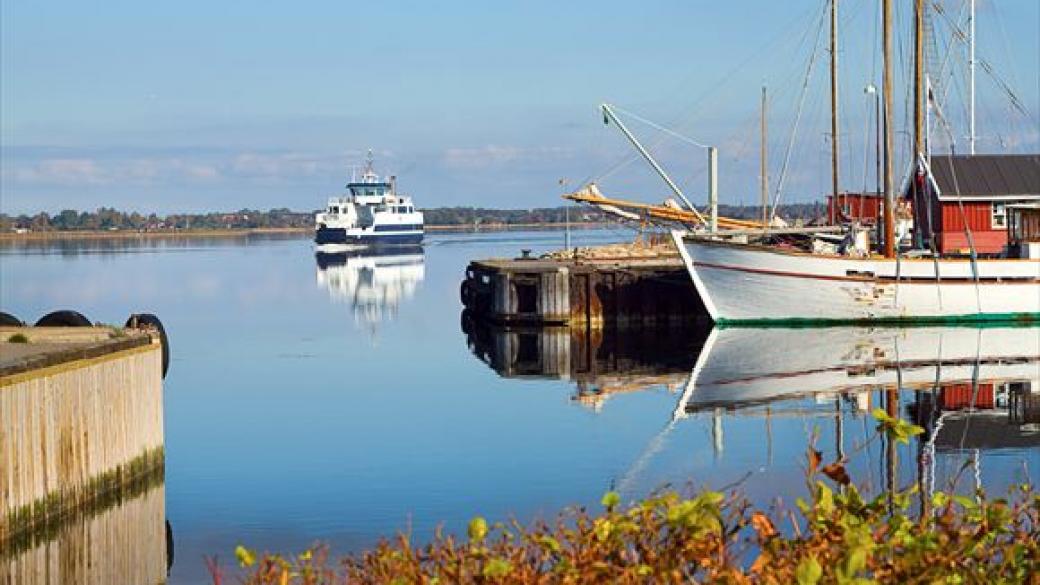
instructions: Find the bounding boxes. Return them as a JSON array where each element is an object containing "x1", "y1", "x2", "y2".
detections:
[
  {"x1": 771, "y1": 1, "x2": 829, "y2": 221},
  {"x1": 650, "y1": 3, "x2": 825, "y2": 144},
  {"x1": 609, "y1": 106, "x2": 713, "y2": 149}
]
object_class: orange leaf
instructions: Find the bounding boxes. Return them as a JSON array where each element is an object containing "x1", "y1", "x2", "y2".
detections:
[
  {"x1": 821, "y1": 462, "x2": 851, "y2": 486},
  {"x1": 808, "y1": 449, "x2": 822, "y2": 473},
  {"x1": 751, "y1": 511, "x2": 777, "y2": 539}
]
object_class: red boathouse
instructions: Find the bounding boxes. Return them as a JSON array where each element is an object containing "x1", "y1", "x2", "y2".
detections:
[{"x1": 909, "y1": 154, "x2": 1040, "y2": 255}]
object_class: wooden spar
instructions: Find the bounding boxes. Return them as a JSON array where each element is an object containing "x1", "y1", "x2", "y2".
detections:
[
  {"x1": 830, "y1": 0, "x2": 841, "y2": 225},
  {"x1": 914, "y1": 0, "x2": 925, "y2": 159},
  {"x1": 882, "y1": 0, "x2": 896, "y2": 258},
  {"x1": 562, "y1": 188, "x2": 764, "y2": 230},
  {"x1": 761, "y1": 85, "x2": 769, "y2": 227},
  {"x1": 912, "y1": 0, "x2": 926, "y2": 248}
]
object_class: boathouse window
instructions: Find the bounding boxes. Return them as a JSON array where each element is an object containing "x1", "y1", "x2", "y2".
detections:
[{"x1": 992, "y1": 203, "x2": 1007, "y2": 228}]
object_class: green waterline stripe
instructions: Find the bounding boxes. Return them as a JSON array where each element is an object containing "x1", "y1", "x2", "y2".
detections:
[{"x1": 716, "y1": 312, "x2": 1040, "y2": 329}]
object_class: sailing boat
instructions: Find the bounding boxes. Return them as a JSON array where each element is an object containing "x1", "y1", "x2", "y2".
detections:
[{"x1": 672, "y1": 0, "x2": 1040, "y2": 325}]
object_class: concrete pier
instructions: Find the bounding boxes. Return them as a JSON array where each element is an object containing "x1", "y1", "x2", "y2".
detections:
[
  {"x1": 460, "y1": 248, "x2": 705, "y2": 327},
  {"x1": 0, "y1": 326, "x2": 164, "y2": 545}
]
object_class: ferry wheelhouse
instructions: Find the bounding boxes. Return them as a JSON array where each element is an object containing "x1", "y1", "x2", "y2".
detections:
[{"x1": 315, "y1": 152, "x2": 424, "y2": 247}]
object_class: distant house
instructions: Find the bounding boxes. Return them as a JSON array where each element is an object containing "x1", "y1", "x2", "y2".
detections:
[
  {"x1": 826, "y1": 192, "x2": 883, "y2": 225},
  {"x1": 909, "y1": 154, "x2": 1040, "y2": 255}
]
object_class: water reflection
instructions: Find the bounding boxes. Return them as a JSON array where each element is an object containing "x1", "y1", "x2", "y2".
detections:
[
  {"x1": 0, "y1": 232, "x2": 305, "y2": 256},
  {"x1": 675, "y1": 326, "x2": 1039, "y2": 498},
  {"x1": 467, "y1": 320, "x2": 1039, "y2": 499},
  {"x1": 1, "y1": 479, "x2": 170, "y2": 585},
  {"x1": 316, "y1": 246, "x2": 425, "y2": 335},
  {"x1": 461, "y1": 312, "x2": 712, "y2": 411}
]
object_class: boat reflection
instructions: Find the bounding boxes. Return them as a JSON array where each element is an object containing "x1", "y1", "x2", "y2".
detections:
[
  {"x1": 461, "y1": 311, "x2": 712, "y2": 410},
  {"x1": 671, "y1": 325, "x2": 1039, "y2": 498},
  {"x1": 316, "y1": 247, "x2": 425, "y2": 332},
  {"x1": 677, "y1": 326, "x2": 1040, "y2": 414},
  {"x1": 1, "y1": 478, "x2": 170, "y2": 585}
]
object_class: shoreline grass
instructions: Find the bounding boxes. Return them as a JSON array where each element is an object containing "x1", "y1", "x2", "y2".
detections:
[{"x1": 211, "y1": 412, "x2": 1039, "y2": 584}]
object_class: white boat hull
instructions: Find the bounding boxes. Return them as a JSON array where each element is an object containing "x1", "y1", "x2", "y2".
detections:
[{"x1": 673, "y1": 232, "x2": 1040, "y2": 324}]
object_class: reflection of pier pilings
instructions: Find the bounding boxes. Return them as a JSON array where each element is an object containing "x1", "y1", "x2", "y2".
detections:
[{"x1": 461, "y1": 310, "x2": 711, "y2": 409}]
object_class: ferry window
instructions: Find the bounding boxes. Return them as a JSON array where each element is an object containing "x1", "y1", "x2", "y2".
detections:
[
  {"x1": 330, "y1": 206, "x2": 339, "y2": 214},
  {"x1": 992, "y1": 203, "x2": 1007, "y2": 228}
]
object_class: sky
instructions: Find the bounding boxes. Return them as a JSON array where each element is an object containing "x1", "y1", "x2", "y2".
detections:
[{"x1": 2, "y1": 0, "x2": 1038, "y2": 214}]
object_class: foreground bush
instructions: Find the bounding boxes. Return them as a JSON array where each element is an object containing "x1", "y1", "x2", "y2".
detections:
[{"x1": 213, "y1": 413, "x2": 1039, "y2": 584}]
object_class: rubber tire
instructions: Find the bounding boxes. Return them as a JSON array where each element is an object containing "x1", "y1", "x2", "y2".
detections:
[
  {"x1": 0, "y1": 311, "x2": 24, "y2": 326},
  {"x1": 35, "y1": 310, "x2": 92, "y2": 327},
  {"x1": 126, "y1": 313, "x2": 170, "y2": 379}
]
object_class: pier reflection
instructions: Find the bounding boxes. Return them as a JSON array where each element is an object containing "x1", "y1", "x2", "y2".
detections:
[
  {"x1": 461, "y1": 312, "x2": 712, "y2": 410},
  {"x1": 1, "y1": 477, "x2": 170, "y2": 585},
  {"x1": 316, "y1": 247, "x2": 425, "y2": 333}
]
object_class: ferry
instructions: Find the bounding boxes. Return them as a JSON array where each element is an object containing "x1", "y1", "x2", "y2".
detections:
[{"x1": 315, "y1": 151, "x2": 424, "y2": 247}]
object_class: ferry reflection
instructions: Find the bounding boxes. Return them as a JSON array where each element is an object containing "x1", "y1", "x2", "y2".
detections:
[
  {"x1": 316, "y1": 247, "x2": 424, "y2": 331},
  {"x1": 1, "y1": 479, "x2": 170, "y2": 585},
  {"x1": 461, "y1": 311, "x2": 711, "y2": 410}
]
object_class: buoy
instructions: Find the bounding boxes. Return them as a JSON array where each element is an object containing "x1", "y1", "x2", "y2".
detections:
[
  {"x1": 125, "y1": 313, "x2": 170, "y2": 378},
  {"x1": 35, "y1": 310, "x2": 92, "y2": 327}
]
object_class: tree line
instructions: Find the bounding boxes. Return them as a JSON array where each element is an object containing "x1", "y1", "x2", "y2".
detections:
[{"x1": 1, "y1": 203, "x2": 825, "y2": 232}]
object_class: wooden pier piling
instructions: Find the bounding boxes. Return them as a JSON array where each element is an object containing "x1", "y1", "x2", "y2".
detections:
[{"x1": 461, "y1": 249, "x2": 705, "y2": 327}]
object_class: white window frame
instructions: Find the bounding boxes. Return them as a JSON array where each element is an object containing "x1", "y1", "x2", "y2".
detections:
[{"x1": 992, "y1": 203, "x2": 1007, "y2": 229}]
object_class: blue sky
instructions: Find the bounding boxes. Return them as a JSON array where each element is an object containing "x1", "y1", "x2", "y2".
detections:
[{"x1": 2, "y1": 0, "x2": 1038, "y2": 214}]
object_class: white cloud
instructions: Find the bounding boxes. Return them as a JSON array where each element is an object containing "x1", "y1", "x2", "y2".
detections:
[{"x1": 442, "y1": 145, "x2": 574, "y2": 169}]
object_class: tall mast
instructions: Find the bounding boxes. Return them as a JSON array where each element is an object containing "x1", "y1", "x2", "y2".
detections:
[
  {"x1": 830, "y1": 0, "x2": 841, "y2": 220},
  {"x1": 969, "y1": 0, "x2": 976, "y2": 154},
  {"x1": 760, "y1": 85, "x2": 769, "y2": 227},
  {"x1": 882, "y1": 0, "x2": 896, "y2": 258},
  {"x1": 914, "y1": 0, "x2": 925, "y2": 158}
]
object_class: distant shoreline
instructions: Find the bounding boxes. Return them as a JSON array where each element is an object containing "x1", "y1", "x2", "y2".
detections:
[{"x1": 0, "y1": 222, "x2": 614, "y2": 242}]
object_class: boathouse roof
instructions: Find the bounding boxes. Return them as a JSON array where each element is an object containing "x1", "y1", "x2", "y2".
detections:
[{"x1": 929, "y1": 154, "x2": 1040, "y2": 201}]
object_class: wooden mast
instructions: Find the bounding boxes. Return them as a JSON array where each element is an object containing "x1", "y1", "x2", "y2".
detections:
[
  {"x1": 882, "y1": 0, "x2": 896, "y2": 258},
  {"x1": 830, "y1": 0, "x2": 841, "y2": 224},
  {"x1": 760, "y1": 85, "x2": 769, "y2": 227},
  {"x1": 914, "y1": 0, "x2": 925, "y2": 159}
]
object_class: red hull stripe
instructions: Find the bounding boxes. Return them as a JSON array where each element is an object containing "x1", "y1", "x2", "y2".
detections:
[{"x1": 692, "y1": 260, "x2": 1040, "y2": 285}]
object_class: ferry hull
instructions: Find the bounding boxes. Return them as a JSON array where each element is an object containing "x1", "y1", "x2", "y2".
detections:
[
  {"x1": 315, "y1": 227, "x2": 424, "y2": 246},
  {"x1": 672, "y1": 232, "x2": 1040, "y2": 325}
]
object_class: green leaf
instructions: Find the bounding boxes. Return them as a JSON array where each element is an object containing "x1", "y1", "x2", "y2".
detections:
[
  {"x1": 482, "y1": 558, "x2": 513, "y2": 578},
  {"x1": 795, "y1": 556, "x2": 823, "y2": 585},
  {"x1": 952, "y1": 495, "x2": 978, "y2": 510},
  {"x1": 593, "y1": 518, "x2": 613, "y2": 541},
  {"x1": 817, "y1": 482, "x2": 835, "y2": 514},
  {"x1": 536, "y1": 535, "x2": 562, "y2": 554},
  {"x1": 234, "y1": 545, "x2": 256, "y2": 567},
  {"x1": 468, "y1": 516, "x2": 488, "y2": 542},
  {"x1": 601, "y1": 491, "x2": 620, "y2": 510}
]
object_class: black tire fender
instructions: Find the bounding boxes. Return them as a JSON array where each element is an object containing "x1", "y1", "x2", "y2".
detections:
[
  {"x1": 126, "y1": 313, "x2": 170, "y2": 378},
  {"x1": 35, "y1": 310, "x2": 92, "y2": 327}
]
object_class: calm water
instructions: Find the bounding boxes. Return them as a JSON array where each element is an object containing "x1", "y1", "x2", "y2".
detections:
[{"x1": 2, "y1": 230, "x2": 1038, "y2": 584}]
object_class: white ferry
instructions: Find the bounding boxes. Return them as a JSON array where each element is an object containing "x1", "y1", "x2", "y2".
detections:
[{"x1": 315, "y1": 151, "x2": 424, "y2": 247}]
